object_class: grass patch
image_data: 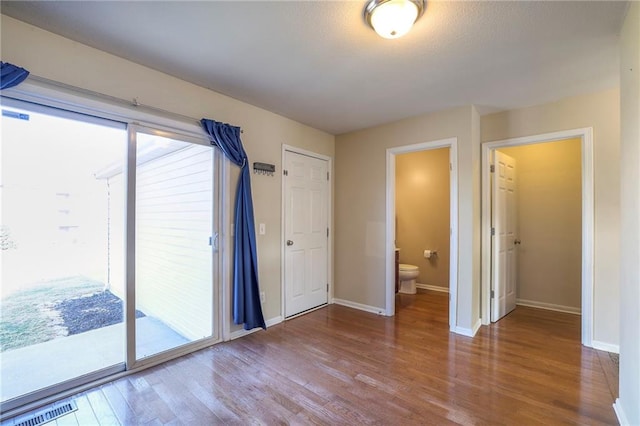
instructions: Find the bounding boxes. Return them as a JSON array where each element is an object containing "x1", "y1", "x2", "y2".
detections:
[{"x1": 0, "y1": 276, "x2": 104, "y2": 352}]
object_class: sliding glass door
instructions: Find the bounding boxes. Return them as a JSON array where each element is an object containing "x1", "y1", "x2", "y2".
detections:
[
  {"x1": 1, "y1": 100, "x2": 220, "y2": 412},
  {"x1": 1, "y1": 100, "x2": 127, "y2": 405},
  {"x1": 133, "y1": 128, "x2": 216, "y2": 361}
]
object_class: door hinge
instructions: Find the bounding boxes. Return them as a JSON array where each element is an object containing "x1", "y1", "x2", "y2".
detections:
[
  {"x1": 283, "y1": 169, "x2": 288, "y2": 176},
  {"x1": 327, "y1": 227, "x2": 329, "y2": 238},
  {"x1": 449, "y1": 163, "x2": 452, "y2": 171},
  {"x1": 490, "y1": 164, "x2": 495, "y2": 173},
  {"x1": 491, "y1": 290, "x2": 495, "y2": 298},
  {"x1": 327, "y1": 171, "x2": 329, "y2": 181},
  {"x1": 326, "y1": 283, "x2": 329, "y2": 292},
  {"x1": 491, "y1": 227, "x2": 495, "y2": 236}
]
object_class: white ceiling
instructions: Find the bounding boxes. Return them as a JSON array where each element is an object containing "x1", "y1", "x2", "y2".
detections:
[{"x1": 1, "y1": 1, "x2": 629, "y2": 135}]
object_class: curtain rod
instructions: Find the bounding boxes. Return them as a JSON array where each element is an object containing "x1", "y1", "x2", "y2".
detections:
[{"x1": 24, "y1": 74, "x2": 242, "y2": 133}]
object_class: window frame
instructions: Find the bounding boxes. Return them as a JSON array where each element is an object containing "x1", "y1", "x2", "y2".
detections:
[{"x1": 1, "y1": 81, "x2": 226, "y2": 415}]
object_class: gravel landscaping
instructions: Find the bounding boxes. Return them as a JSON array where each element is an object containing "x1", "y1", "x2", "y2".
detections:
[
  {"x1": 1, "y1": 276, "x2": 144, "y2": 351},
  {"x1": 55, "y1": 290, "x2": 145, "y2": 336}
]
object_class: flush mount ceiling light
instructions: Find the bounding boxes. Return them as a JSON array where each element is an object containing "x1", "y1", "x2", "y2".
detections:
[{"x1": 364, "y1": 0, "x2": 425, "y2": 39}]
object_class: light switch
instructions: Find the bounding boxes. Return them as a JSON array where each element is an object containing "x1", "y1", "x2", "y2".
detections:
[{"x1": 259, "y1": 223, "x2": 266, "y2": 235}]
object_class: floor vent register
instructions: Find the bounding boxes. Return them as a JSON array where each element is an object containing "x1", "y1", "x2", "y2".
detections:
[{"x1": 12, "y1": 400, "x2": 78, "y2": 426}]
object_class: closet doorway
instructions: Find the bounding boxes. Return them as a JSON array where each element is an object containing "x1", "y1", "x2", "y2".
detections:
[{"x1": 481, "y1": 128, "x2": 594, "y2": 346}]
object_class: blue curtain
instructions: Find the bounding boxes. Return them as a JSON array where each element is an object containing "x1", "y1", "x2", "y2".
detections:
[
  {"x1": 201, "y1": 119, "x2": 266, "y2": 331},
  {"x1": 1, "y1": 62, "x2": 30, "y2": 90}
]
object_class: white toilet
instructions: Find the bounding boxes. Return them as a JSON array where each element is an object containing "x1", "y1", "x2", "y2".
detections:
[{"x1": 398, "y1": 264, "x2": 419, "y2": 294}]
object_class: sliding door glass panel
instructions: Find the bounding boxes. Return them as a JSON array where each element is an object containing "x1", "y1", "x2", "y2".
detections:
[
  {"x1": 134, "y1": 130, "x2": 214, "y2": 360},
  {"x1": 0, "y1": 101, "x2": 126, "y2": 405}
]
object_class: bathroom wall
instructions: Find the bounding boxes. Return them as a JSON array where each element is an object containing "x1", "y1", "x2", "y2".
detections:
[
  {"x1": 336, "y1": 105, "x2": 480, "y2": 333},
  {"x1": 499, "y1": 139, "x2": 581, "y2": 310},
  {"x1": 395, "y1": 148, "x2": 450, "y2": 289}
]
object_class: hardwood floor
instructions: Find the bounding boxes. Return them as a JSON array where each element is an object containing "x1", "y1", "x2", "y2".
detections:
[{"x1": 8, "y1": 290, "x2": 618, "y2": 425}]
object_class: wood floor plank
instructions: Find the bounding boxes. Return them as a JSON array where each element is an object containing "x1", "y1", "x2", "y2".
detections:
[
  {"x1": 112, "y1": 375, "x2": 173, "y2": 424},
  {"x1": 53, "y1": 408, "x2": 78, "y2": 426},
  {"x1": 85, "y1": 388, "x2": 121, "y2": 426},
  {"x1": 99, "y1": 383, "x2": 138, "y2": 425},
  {"x1": 72, "y1": 394, "x2": 101, "y2": 426},
  {"x1": 143, "y1": 365, "x2": 219, "y2": 424},
  {"x1": 6, "y1": 290, "x2": 618, "y2": 425},
  {"x1": 597, "y1": 349, "x2": 620, "y2": 401}
]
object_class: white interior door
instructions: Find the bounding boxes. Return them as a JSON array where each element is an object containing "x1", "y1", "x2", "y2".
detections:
[
  {"x1": 491, "y1": 151, "x2": 518, "y2": 322},
  {"x1": 284, "y1": 150, "x2": 329, "y2": 317}
]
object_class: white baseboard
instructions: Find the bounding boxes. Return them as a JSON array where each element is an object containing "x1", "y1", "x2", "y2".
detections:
[
  {"x1": 415, "y1": 283, "x2": 449, "y2": 293},
  {"x1": 229, "y1": 316, "x2": 283, "y2": 340},
  {"x1": 266, "y1": 316, "x2": 283, "y2": 327},
  {"x1": 516, "y1": 298, "x2": 581, "y2": 315},
  {"x1": 454, "y1": 319, "x2": 482, "y2": 337},
  {"x1": 613, "y1": 399, "x2": 630, "y2": 426},
  {"x1": 592, "y1": 340, "x2": 620, "y2": 354},
  {"x1": 332, "y1": 298, "x2": 385, "y2": 315}
]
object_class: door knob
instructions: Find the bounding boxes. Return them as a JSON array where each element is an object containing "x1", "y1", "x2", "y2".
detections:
[
  {"x1": 514, "y1": 239, "x2": 521, "y2": 245},
  {"x1": 286, "y1": 240, "x2": 294, "y2": 246}
]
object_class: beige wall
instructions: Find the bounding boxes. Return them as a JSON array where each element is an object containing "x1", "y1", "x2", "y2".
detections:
[
  {"x1": 3, "y1": 12, "x2": 621, "y2": 347},
  {"x1": 500, "y1": 139, "x2": 581, "y2": 309},
  {"x1": 395, "y1": 148, "x2": 450, "y2": 288},
  {"x1": 336, "y1": 105, "x2": 480, "y2": 332},
  {"x1": 619, "y1": 2, "x2": 640, "y2": 423},
  {"x1": 0, "y1": 15, "x2": 335, "y2": 330},
  {"x1": 482, "y1": 89, "x2": 620, "y2": 347}
]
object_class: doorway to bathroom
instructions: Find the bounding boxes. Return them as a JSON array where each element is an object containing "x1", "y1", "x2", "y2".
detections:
[
  {"x1": 481, "y1": 128, "x2": 595, "y2": 347},
  {"x1": 385, "y1": 138, "x2": 458, "y2": 331}
]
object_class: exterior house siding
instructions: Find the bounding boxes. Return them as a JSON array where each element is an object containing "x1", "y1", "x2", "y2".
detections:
[{"x1": 108, "y1": 144, "x2": 214, "y2": 341}]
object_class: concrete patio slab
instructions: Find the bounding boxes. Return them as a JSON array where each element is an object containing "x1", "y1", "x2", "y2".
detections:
[{"x1": 1, "y1": 316, "x2": 188, "y2": 403}]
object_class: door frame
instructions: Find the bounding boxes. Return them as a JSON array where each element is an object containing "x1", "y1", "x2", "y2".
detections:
[
  {"x1": 481, "y1": 128, "x2": 594, "y2": 347},
  {"x1": 385, "y1": 137, "x2": 458, "y2": 331},
  {"x1": 281, "y1": 145, "x2": 333, "y2": 320}
]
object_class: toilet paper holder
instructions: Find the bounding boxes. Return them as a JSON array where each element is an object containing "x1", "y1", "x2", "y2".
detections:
[{"x1": 424, "y1": 249, "x2": 438, "y2": 259}]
